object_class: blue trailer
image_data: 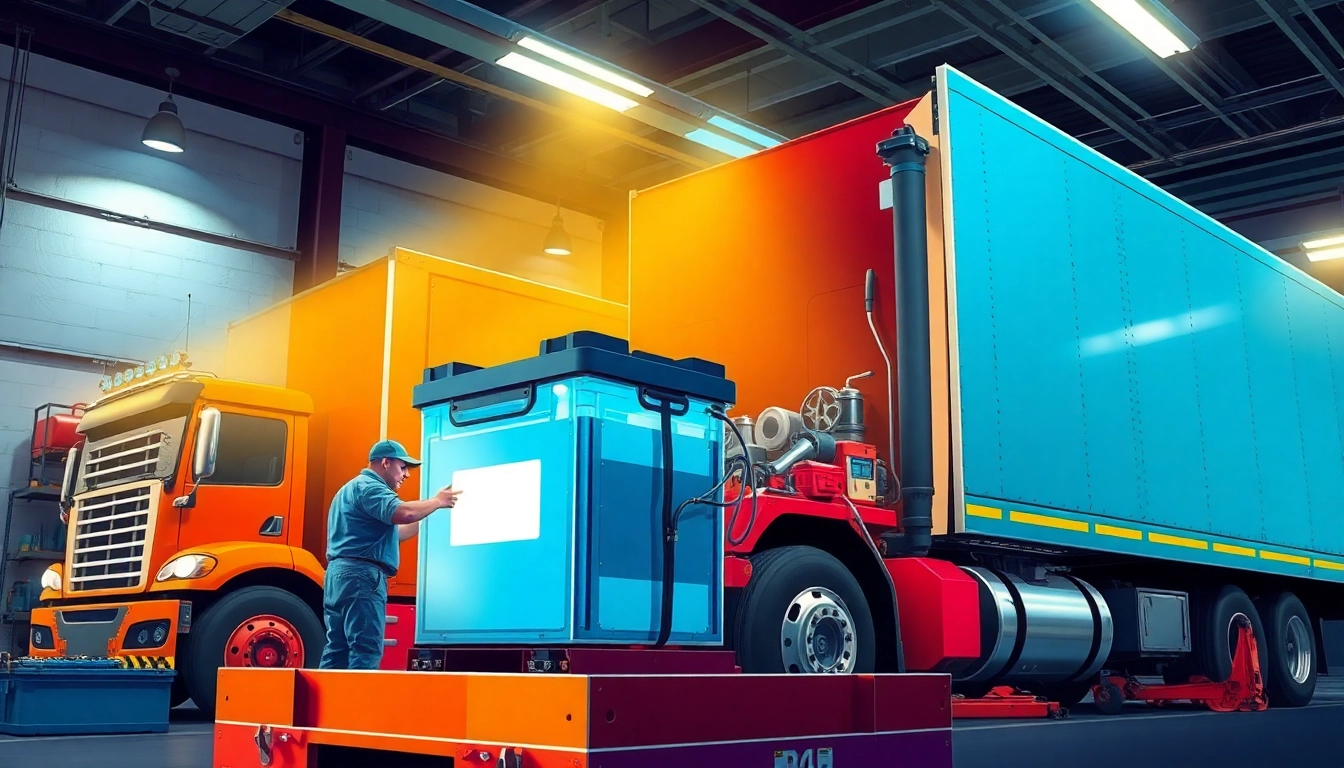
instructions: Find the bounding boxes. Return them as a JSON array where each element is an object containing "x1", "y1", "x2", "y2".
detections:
[{"x1": 626, "y1": 63, "x2": 1339, "y2": 710}]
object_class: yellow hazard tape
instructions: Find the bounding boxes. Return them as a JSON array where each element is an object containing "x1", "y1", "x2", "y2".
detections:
[{"x1": 117, "y1": 655, "x2": 174, "y2": 670}]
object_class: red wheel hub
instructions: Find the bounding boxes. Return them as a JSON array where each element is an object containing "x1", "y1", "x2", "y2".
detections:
[{"x1": 224, "y1": 614, "x2": 304, "y2": 668}]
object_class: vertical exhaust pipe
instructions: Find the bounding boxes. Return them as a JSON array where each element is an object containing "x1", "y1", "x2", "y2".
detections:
[{"x1": 877, "y1": 124, "x2": 932, "y2": 558}]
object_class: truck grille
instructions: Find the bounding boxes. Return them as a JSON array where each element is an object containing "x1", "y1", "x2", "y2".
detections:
[
  {"x1": 70, "y1": 483, "x2": 155, "y2": 592},
  {"x1": 84, "y1": 431, "x2": 167, "y2": 487}
]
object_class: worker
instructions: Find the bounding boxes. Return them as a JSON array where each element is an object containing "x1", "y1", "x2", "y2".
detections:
[{"x1": 319, "y1": 439, "x2": 460, "y2": 670}]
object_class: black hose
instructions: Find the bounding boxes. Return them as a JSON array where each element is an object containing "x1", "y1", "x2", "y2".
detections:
[
  {"x1": 641, "y1": 388, "x2": 686, "y2": 649},
  {"x1": 658, "y1": 406, "x2": 764, "y2": 647}
]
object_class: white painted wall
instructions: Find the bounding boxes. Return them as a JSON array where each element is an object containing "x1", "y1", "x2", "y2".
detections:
[
  {"x1": 0, "y1": 45, "x2": 302, "y2": 382},
  {"x1": 341, "y1": 148, "x2": 606, "y2": 297},
  {"x1": 0, "y1": 48, "x2": 302, "y2": 646}
]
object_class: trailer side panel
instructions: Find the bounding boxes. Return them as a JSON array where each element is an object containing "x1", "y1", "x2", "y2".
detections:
[{"x1": 939, "y1": 65, "x2": 1344, "y2": 581}]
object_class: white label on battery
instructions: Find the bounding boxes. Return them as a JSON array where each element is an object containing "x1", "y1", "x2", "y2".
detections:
[{"x1": 448, "y1": 459, "x2": 542, "y2": 546}]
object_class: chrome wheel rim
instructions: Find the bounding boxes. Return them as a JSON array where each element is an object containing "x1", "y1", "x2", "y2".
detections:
[
  {"x1": 1286, "y1": 615, "x2": 1312, "y2": 685},
  {"x1": 780, "y1": 587, "x2": 855, "y2": 673}
]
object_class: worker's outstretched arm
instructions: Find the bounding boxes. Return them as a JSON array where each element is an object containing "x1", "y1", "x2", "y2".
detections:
[
  {"x1": 390, "y1": 496, "x2": 448, "y2": 525},
  {"x1": 369, "y1": 485, "x2": 459, "y2": 536}
]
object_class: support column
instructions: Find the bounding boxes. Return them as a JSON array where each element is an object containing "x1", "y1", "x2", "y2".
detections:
[{"x1": 294, "y1": 126, "x2": 347, "y2": 295}]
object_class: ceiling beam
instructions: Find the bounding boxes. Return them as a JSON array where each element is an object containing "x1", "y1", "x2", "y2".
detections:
[
  {"x1": 5, "y1": 0, "x2": 626, "y2": 217},
  {"x1": 1291, "y1": 0, "x2": 1344, "y2": 63},
  {"x1": 684, "y1": 0, "x2": 912, "y2": 106},
  {"x1": 1254, "y1": 0, "x2": 1344, "y2": 98},
  {"x1": 935, "y1": 0, "x2": 1174, "y2": 160},
  {"x1": 292, "y1": 18, "x2": 384, "y2": 76}
]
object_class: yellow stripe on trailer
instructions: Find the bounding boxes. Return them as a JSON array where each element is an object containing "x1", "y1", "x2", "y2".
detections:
[
  {"x1": 1261, "y1": 550, "x2": 1311, "y2": 566},
  {"x1": 966, "y1": 504, "x2": 1003, "y2": 520},
  {"x1": 1008, "y1": 510, "x2": 1088, "y2": 532},
  {"x1": 1096, "y1": 524, "x2": 1142, "y2": 540},
  {"x1": 1213, "y1": 542, "x2": 1257, "y2": 557},
  {"x1": 1148, "y1": 532, "x2": 1208, "y2": 550}
]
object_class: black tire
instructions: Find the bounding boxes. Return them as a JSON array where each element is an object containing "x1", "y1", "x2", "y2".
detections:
[
  {"x1": 734, "y1": 545, "x2": 876, "y2": 674},
  {"x1": 1189, "y1": 585, "x2": 1269, "y2": 684},
  {"x1": 181, "y1": 586, "x2": 324, "y2": 717},
  {"x1": 1253, "y1": 592, "x2": 1316, "y2": 708},
  {"x1": 1093, "y1": 682, "x2": 1125, "y2": 715},
  {"x1": 169, "y1": 675, "x2": 191, "y2": 709}
]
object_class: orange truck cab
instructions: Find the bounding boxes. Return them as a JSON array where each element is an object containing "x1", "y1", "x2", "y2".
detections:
[
  {"x1": 29, "y1": 372, "x2": 323, "y2": 713},
  {"x1": 27, "y1": 250, "x2": 629, "y2": 716}
]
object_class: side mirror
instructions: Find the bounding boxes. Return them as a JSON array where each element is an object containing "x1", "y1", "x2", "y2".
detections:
[
  {"x1": 60, "y1": 442, "x2": 80, "y2": 516},
  {"x1": 194, "y1": 407, "x2": 221, "y2": 481}
]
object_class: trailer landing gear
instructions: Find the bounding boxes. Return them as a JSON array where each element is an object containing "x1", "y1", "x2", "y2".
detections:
[{"x1": 1092, "y1": 615, "x2": 1267, "y2": 715}]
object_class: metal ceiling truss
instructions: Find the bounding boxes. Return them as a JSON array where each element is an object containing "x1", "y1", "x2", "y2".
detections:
[
  {"x1": 683, "y1": 0, "x2": 913, "y2": 106},
  {"x1": 1254, "y1": 0, "x2": 1344, "y2": 98},
  {"x1": 935, "y1": 0, "x2": 1178, "y2": 160}
]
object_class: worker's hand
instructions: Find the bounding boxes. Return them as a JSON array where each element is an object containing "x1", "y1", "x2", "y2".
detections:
[{"x1": 434, "y1": 486, "x2": 462, "y2": 509}]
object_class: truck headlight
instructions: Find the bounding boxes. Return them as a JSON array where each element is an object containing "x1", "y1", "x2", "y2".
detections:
[
  {"x1": 41, "y1": 566, "x2": 62, "y2": 592},
  {"x1": 156, "y1": 554, "x2": 217, "y2": 582}
]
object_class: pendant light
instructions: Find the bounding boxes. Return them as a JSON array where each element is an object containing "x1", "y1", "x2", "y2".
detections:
[
  {"x1": 543, "y1": 200, "x2": 571, "y2": 256},
  {"x1": 142, "y1": 67, "x2": 186, "y2": 153}
]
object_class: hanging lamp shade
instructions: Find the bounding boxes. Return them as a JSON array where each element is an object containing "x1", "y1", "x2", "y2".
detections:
[
  {"x1": 142, "y1": 98, "x2": 185, "y2": 153},
  {"x1": 543, "y1": 213, "x2": 572, "y2": 256}
]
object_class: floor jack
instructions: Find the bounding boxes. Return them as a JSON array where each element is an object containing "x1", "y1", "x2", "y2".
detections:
[
  {"x1": 951, "y1": 687, "x2": 1067, "y2": 720},
  {"x1": 1092, "y1": 616, "x2": 1268, "y2": 715}
]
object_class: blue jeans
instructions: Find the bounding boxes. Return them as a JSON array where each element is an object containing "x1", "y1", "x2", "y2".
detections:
[{"x1": 319, "y1": 558, "x2": 388, "y2": 670}]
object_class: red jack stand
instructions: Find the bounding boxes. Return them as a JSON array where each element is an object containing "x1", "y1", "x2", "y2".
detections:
[
  {"x1": 1092, "y1": 616, "x2": 1268, "y2": 715},
  {"x1": 951, "y1": 686, "x2": 1067, "y2": 719}
]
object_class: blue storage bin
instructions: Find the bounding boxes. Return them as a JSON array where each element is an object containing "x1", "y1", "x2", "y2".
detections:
[
  {"x1": 0, "y1": 658, "x2": 174, "y2": 736},
  {"x1": 411, "y1": 331, "x2": 735, "y2": 647}
]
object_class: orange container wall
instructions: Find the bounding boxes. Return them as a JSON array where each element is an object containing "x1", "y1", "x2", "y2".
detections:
[
  {"x1": 227, "y1": 250, "x2": 628, "y2": 597},
  {"x1": 628, "y1": 95, "x2": 953, "y2": 534}
]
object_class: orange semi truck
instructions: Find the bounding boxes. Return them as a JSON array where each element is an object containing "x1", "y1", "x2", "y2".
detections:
[{"x1": 28, "y1": 250, "x2": 626, "y2": 713}]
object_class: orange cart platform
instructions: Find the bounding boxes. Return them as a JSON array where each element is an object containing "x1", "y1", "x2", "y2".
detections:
[{"x1": 213, "y1": 668, "x2": 953, "y2": 767}]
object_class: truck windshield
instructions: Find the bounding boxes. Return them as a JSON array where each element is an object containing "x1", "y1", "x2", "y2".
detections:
[{"x1": 73, "y1": 379, "x2": 203, "y2": 495}]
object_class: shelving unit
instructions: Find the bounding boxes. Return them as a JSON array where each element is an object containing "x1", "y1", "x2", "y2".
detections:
[{"x1": 1, "y1": 402, "x2": 82, "y2": 655}]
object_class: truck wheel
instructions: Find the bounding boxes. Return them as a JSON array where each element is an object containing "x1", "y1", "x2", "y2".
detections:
[
  {"x1": 1253, "y1": 592, "x2": 1316, "y2": 707},
  {"x1": 734, "y1": 545, "x2": 876, "y2": 674},
  {"x1": 182, "y1": 586, "x2": 324, "y2": 717},
  {"x1": 1190, "y1": 585, "x2": 1269, "y2": 684}
]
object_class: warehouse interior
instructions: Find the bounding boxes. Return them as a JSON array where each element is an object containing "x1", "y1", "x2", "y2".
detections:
[{"x1": 2, "y1": 0, "x2": 1344, "y2": 765}]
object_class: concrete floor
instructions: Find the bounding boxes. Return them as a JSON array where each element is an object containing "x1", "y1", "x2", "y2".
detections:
[{"x1": 2, "y1": 679, "x2": 1342, "y2": 767}]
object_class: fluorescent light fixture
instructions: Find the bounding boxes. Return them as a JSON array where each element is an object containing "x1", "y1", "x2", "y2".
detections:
[
  {"x1": 496, "y1": 52, "x2": 638, "y2": 112},
  {"x1": 516, "y1": 36, "x2": 654, "y2": 98},
  {"x1": 708, "y1": 115, "x2": 781, "y2": 148},
  {"x1": 1089, "y1": 0, "x2": 1198, "y2": 58},
  {"x1": 685, "y1": 128, "x2": 757, "y2": 158},
  {"x1": 1306, "y1": 246, "x2": 1344, "y2": 263},
  {"x1": 1303, "y1": 234, "x2": 1344, "y2": 250}
]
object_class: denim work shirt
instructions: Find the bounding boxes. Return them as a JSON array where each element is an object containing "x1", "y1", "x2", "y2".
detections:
[{"x1": 326, "y1": 468, "x2": 403, "y2": 577}]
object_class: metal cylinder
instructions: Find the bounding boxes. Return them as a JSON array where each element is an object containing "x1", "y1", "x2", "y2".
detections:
[
  {"x1": 877, "y1": 124, "x2": 934, "y2": 557},
  {"x1": 725, "y1": 415, "x2": 755, "y2": 460},
  {"x1": 957, "y1": 567, "x2": 1114, "y2": 685},
  {"x1": 832, "y1": 387, "x2": 865, "y2": 443},
  {"x1": 755, "y1": 407, "x2": 805, "y2": 455}
]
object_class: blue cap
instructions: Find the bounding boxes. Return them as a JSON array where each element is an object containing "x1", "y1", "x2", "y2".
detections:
[{"x1": 368, "y1": 440, "x2": 421, "y2": 467}]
